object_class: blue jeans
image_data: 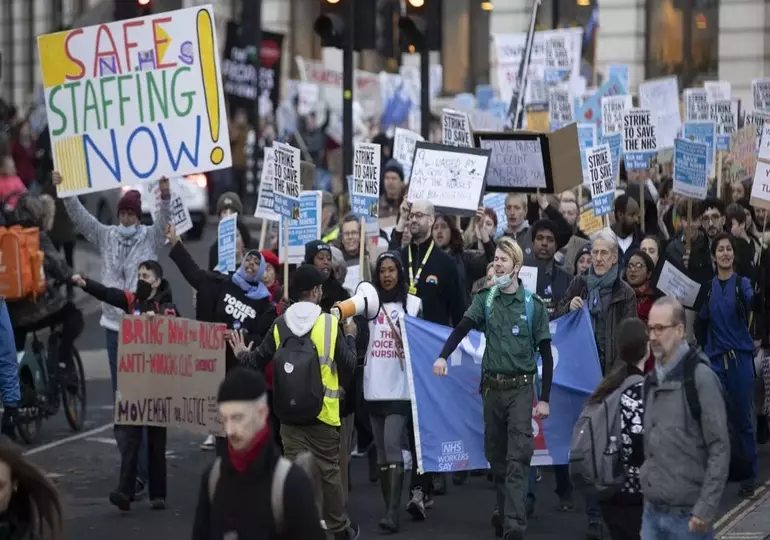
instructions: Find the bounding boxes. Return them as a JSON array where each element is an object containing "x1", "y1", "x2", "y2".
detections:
[
  {"x1": 527, "y1": 467, "x2": 600, "y2": 522},
  {"x1": 641, "y1": 503, "x2": 714, "y2": 539},
  {"x1": 107, "y1": 329, "x2": 148, "y2": 483}
]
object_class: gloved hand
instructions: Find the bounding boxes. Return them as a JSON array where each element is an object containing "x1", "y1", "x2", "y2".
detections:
[{"x1": 1, "y1": 406, "x2": 17, "y2": 441}]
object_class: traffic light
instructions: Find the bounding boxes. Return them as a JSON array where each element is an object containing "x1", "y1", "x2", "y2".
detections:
[
  {"x1": 114, "y1": 0, "x2": 151, "y2": 20},
  {"x1": 313, "y1": 0, "x2": 376, "y2": 51},
  {"x1": 399, "y1": 0, "x2": 442, "y2": 52}
]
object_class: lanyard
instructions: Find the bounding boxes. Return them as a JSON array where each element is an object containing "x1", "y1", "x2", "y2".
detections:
[{"x1": 408, "y1": 241, "x2": 434, "y2": 293}]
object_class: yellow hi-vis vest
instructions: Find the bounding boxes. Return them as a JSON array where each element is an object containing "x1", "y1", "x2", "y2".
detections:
[
  {"x1": 322, "y1": 227, "x2": 339, "y2": 243},
  {"x1": 273, "y1": 313, "x2": 341, "y2": 427}
]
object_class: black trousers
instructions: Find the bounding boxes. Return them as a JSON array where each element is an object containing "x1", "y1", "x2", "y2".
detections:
[
  {"x1": 52, "y1": 240, "x2": 75, "y2": 298},
  {"x1": 116, "y1": 425, "x2": 167, "y2": 500},
  {"x1": 599, "y1": 498, "x2": 642, "y2": 540}
]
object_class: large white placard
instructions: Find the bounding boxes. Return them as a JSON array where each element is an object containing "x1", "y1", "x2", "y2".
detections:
[{"x1": 39, "y1": 5, "x2": 232, "y2": 196}]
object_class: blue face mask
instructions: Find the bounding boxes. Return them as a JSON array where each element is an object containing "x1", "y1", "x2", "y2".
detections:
[
  {"x1": 493, "y1": 273, "x2": 513, "y2": 289},
  {"x1": 117, "y1": 224, "x2": 138, "y2": 238}
]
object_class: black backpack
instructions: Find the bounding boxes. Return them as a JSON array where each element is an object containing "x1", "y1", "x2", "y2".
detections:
[
  {"x1": 681, "y1": 348, "x2": 754, "y2": 483},
  {"x1": 271, "y1": 315, "x2": 330, "y2": 425}
]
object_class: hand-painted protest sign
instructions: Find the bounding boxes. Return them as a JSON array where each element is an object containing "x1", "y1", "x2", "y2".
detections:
[
  {"x1": 726, "y1": 126, "x2": 759, "y2": 185},
  {"x1": 402, "y1": 307, "x2": 601, "y2": 472},
  {"x1": 407, "y1": 143, "x2": 490, "y2": 216},
  {"x1": 548, "y1": 87, "x2": 573, "y2": 130},
  {"x1": 683, "y1": 88, "x2": 710, "y2": 122},
  {"x1": 392, "y1": 127, "x2": 423, "y2": 181},
  {"x1": 573, "y1": 76, "x2": 627, "y2": 140},
  {"x1": 606, "y1": 64, "x2": 629, "y2": 91},
  {"x1": 673, "y1": 138, "x2": 708, "y2": 200},
  {"x1": 623, "y1": 108, "x2": 659, "y2": 170},
  {"x1": 441, "y1": 109, "x2": 473, "y2": 147},
  {"x1": 579, "y1": 204, "x2": 604, "y2": 236},
  {"x1": 478, "y1": 138, "x2": 547, "y2": 191},
  {"x1": 602, "y1": 133, "x2": 622, "y2": 180},
  {"x1": 278, "y1": 191, "x2": 322, "y2": 264},
  {"x1": 39, "y1": 5, "x2": 232, "y2": 197},
  {"x1": 638, "y1": 76, "x2": 680, "y2": 149},
  {"x1": 704, "y1": 81, "x2": 730, "y2": 102},
  {"x1": 115, "y1": 315, "x2": 226, "y2": 436},
  {"x1": 150, "y1": 179, "x2": 192, "y2": 236},
  {"x1": 600, "y1": 95, "x2": 632, "y2": 136},
  {"x1": 682, "y1": 121, "x2": 716, "y2": 178},
  {"x1": 254, "y1": 147, "x2": 280, "y2": 221},
  {"x1": 271, "y1": 142, "x2": 301, "y2": 218},
  {"x1": 351, "y1": 142, "x2": 381, "y2": 236},
  {"x1": 544, "y1": 34, "x2": 571, "y2": 84},
  {"x1": 749, "y1": 124, "x2": 770, "y2": 211},
  {"x1": 586, "y1": 144, "x2": 614, "y2": 217},
  {"x1": 752, "y1": 78, "x2": 770, "y2": 111},
  {"x1": 709, "y1": 100, "x2": 738, "y2": 152},
  {"x1": 578, "y1": 123, "x2": 596, "y2": 183}
]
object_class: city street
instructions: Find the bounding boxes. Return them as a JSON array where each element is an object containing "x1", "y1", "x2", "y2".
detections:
[{"x1": 21, "y1": 223, "x2": 770, "y2": 539}]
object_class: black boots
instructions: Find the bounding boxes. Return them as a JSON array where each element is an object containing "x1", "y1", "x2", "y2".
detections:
[
  {"x1": 368, "y1": 445, "x2": 379, "y2": 483},
  {"x1": 378, "y1": 463, "x2": 404, "y2": 533}
]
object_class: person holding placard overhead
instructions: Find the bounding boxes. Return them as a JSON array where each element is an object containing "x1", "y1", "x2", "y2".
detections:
[{"x1": 432, "y1": 237, "x2": 553, "y2": 540}]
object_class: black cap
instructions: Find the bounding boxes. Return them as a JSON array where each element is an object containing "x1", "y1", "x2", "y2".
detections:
[
  {"x1": 291, "y1": 264, "x2": 327, "y2": 295},
  {"x1": 304, "y1": 240, "x2": 332, "y2": 265},
  {"x1": 217, "y1": 367, "x2": 266, "y2": 403}
]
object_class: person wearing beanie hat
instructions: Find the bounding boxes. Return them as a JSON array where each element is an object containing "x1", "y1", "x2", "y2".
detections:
[
  {"x1": 52, "y1": 171, "x2": 173, "y2": 498},
  {"x1": 192, "y1": 367, "x2": 326, "y2": 540},
  {"x1": 259, "y1": 249, "x2": 282, "y2": 304},
  {"x1": 207, "y1": 192, "x2": 254, "y2": 271},
  {"x1": 380, "y1": 159, "x2": 406, "y2": 219},
  {"x1": 227, "y1": 264, "x2": 361, "y2": 540}
]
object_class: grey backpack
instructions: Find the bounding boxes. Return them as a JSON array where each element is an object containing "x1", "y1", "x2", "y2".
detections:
[{"x1": 569, "y1": 374, "x2": 643, "y2": 499}]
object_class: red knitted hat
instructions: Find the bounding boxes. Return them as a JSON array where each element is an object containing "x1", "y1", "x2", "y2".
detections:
[
  {"x1": 118, "y1": 190, "x2": 142, "y2": 218},
  {"x1": 260, "y1": 249, "x2": 280, "y2": 270}
]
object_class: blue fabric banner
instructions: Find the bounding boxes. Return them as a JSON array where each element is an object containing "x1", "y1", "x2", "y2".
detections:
[{"x1": 403, "y1": 306, "x2": 602, "y2": 473}]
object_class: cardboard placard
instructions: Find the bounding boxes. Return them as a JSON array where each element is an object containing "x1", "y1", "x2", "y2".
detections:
[
  {"x1": 406, "y1": 142, "x2": 490, "y2": 216},
  {"x1": 750, "y1": 123, "x2": 770, "y2": 211},
  {"x1": 473, "y1": 123, "x2": 582, "y2": 194},
  {"x1": 115, "y1": 316, "x2": 227, "y2": 436}
]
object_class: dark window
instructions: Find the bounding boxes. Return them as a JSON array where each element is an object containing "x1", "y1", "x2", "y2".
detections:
[{"x1": 645, "y1": 0, "x2": 718, "y2": 88}]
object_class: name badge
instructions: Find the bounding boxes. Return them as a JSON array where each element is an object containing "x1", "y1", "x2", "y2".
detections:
[
  {"x1": 233, "y1": 320, "x2": 241, "y2": 330},
  {"x1": 408, "y1": 285, "x2": 417, "y2": 295}
]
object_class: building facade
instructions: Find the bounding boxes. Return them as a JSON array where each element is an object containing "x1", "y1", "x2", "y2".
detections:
[{"x1": 490, "y1": 0, "x2": 767, "y2": 108}]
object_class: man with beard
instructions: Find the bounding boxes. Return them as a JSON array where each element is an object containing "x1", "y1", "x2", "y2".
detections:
[
  {"x1": 192, "y1": 368, "x2": 325, "y2": 540},
  {"x1": 388, "y1": 198, "x2": 465, "y2": 516},
  {"x1": 611, "y1": 195, "x2": 643, "y2": 268}
]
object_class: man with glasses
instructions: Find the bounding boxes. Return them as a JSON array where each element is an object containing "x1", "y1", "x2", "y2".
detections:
[
  {"x1": 389, "y1": 198, "x2": 465, "y2": 518},
  {"x1": 642, "y1": 296, "x2": 729, "y2": 539}
]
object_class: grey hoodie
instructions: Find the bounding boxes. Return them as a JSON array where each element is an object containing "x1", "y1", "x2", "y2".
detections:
[
  {"x1": 641, "y1": 344, "x2": 729, "y2": 523},
  {"x1": 63, "y1": 196, "x2": 170, "y2": 331},
  {"x1": 238, "y1": 301, "x2": 358, "y2": 394}
]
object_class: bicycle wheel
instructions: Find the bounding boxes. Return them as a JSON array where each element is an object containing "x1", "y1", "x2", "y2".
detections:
[
  {"x1": 16, "y1": 372, "x2": 43, "y2": 445},
  {"x1": 61, "y1": 348, "x2": 87, "y2": 432}
]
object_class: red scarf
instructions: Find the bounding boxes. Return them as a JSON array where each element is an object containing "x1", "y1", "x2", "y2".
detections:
[{"x1": 228, "y1": 425, "x2": 271, "y2": 473}]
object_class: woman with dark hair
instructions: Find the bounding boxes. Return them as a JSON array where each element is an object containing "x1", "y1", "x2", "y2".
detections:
[
  {"x1": 589, "y1": 318, "x2": 650, "y2": 540},
  {"x1": 0, "y1": 437, "x2": 63, "y2": 539},
  {"x1": 623, "y1": 250, "x2": 660, "y2": 372},
  {"x1": 364, "y1": 252, "x2": 422, "y2": 533},
  {"x1": 432, "y1": 209, "x2": 495, "y2": 304}
]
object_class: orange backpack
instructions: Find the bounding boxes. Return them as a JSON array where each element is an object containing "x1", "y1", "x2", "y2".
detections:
[{"x1": 0, "y1": 226, "x2": 46, "y2": 300}]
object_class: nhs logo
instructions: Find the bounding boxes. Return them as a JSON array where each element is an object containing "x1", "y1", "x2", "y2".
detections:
[{"x1": 441, "y1": 440, "x2": 465, "y2": 455}]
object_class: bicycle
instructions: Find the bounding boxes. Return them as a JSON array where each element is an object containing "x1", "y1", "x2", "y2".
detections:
[{"x1": 16, "y1": 322, "x2": 87, "y2": 444}]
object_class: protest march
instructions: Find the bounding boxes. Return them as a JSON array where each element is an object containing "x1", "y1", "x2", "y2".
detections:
[{"x1": 2, "y1": 2, "x2": 770, "y2": 540}]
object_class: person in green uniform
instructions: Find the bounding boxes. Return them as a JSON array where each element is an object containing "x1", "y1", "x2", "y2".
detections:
[{"x1": 432, "y1": 237, "x2": 553, "y2": 540}]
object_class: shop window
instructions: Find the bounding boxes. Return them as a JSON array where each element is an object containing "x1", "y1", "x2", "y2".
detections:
[{"x1": 646, "y1": 0, "x2": 718, "y2": 88}]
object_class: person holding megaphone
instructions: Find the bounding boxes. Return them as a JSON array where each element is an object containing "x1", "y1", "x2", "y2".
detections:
[
  {"x1": 228, "y1": 264, "x2": 361, "y2": 540},
  {"x1": 362, "y1": 251, "x2": 422, "y2": 534}
]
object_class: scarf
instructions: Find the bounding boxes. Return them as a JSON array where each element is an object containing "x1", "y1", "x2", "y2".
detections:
[
  {"x1": 232, "y1": 251, "x2": 270, "y2": 300},
  {"x1": 585, "y1": 264, "x2": 618, "y2": 315},
  {"x1": 228, "y1": 425, "x2": 271, "y2": 473}
]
